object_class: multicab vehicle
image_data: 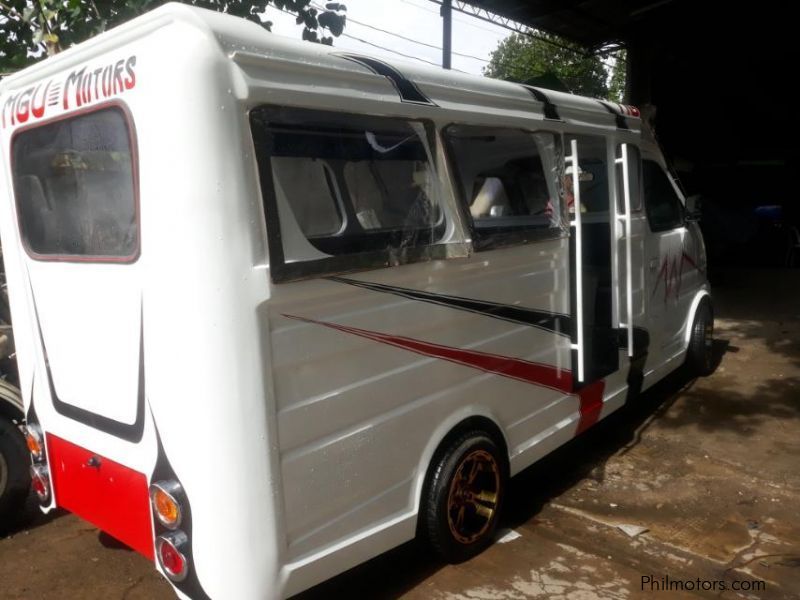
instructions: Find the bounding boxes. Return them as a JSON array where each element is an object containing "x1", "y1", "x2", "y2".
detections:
[{"x1": 0, "y1": 4, "x2": 713, "y2": 598}]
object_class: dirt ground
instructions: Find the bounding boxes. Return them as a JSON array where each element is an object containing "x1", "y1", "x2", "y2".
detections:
[{"x1": 1, "y1": 267, "x2": 798, "y2": 600}]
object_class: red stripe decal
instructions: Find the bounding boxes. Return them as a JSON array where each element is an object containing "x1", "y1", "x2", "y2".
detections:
[
  {"x1": 285, "y1": 314, "x2": 606, "y2": 433},
  {"x1": 576, "y1": 380, "x2": 605, "y2": 434},
  {"x1": 681, "y1": 250, "x2": 703, "y2": 274}
]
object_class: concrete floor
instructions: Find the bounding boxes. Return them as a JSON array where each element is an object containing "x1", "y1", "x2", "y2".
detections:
[{"x1": 1, "y1": 268, "x2": 798, "y2": 600}]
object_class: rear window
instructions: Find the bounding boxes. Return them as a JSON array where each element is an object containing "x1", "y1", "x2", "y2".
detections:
[{"x1": 12, "y1": 106, "x2": 138, "y2": 260}]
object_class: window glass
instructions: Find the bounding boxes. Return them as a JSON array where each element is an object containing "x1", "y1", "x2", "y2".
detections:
[
  {"x1": 12, "y1": 107, "x2": 137, "y2": 259},
  {"x1": 271, "y1": 157, "x2": 343, "y2": 237},
  {"x1": 343, "y1": 160, "x2": 438, "y2": 230},
  {"x1": 444, "y1": 125, "x2": 562, "y2": 248},
  {"x1": 643, "y1": 160, "x2": 684, "y2": 231},
  {"x1": 251, "y1": 107, "x2": 443, "y2": 260},
  {"x1": 615, "y1": 144, "x2": 643, "y2": 212},
  {"x1": 564, "y1": 135, "x2": 609, "y2": 217}
]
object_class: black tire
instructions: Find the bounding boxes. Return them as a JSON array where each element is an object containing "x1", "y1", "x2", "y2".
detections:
[
  {"x1": 0, "y1": 416, "x2": 30, "y2": 525},
  {"x1": 686, "y1": 299, "x2": 715, "y2": 376},
  {"x1": 420, "y1": 431, "x2": 507, "y2": 563}
]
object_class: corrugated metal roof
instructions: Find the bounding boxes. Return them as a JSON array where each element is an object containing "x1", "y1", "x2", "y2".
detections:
[{"x1": 457, "y1": 0, "x2": 679, "y2": 48}]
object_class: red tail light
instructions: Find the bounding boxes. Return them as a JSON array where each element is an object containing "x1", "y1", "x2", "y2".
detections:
[
  {"x1": 30, "y1": 464, "x2": 51, "y2": 502},
  {"x1": 156, "y1": 531, "x2": 189, "y2": 582}
]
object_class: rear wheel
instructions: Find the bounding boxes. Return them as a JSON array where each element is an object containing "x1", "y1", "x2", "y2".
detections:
[
  {"x1": 0, "y1": 416, "x2": 30, "y2": 526},
  {"x1": 421, "y1": 431, "x2": 506, "y2": 563},
  {"x1": 686, "y1": 299, "x2": 715, "y2": 376}
]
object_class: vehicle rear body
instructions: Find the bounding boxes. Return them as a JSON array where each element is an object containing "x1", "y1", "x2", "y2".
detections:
[{"x1": 0, "y1": 4, "x2": 709, "y2": 598}]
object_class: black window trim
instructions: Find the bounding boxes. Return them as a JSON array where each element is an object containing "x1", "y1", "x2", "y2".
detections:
[
  {"x1": 10, "y1": 100, "x2": 141, "y2": 264},
  {"x1": 615, "y1": 142, "x2": 644, "y2": 213},
  {"x1": 250, "y1": 104, "x2": 454, "y2": 284},
  {"x1": 442, "y1": 122, "x2": 567, "y2": 253}
]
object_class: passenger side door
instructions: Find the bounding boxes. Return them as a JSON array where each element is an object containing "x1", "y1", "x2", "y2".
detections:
[
  {"x1": 565, "y1": 135, "x2": 620, "y2": 386},
  {"x1": 642, "y1": 160, "x2": 690, "y2": 361}
]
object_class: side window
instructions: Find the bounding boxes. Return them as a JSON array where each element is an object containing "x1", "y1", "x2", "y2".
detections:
[
  {"x1": 643, "y1": 160, "x2": 684, "y2": 232},
  {"x1": 444, "y1": 125, "x2": 562, "y2": 249},
  {"x1": 615, "y1": 144, "x2": 642, "y2": 213},
  {"x1": 250, "y1": 106, "x2": 444, "y2": 280},
  {"x1": 12, "y1": 107, "x2": 138, "y2": 261}
]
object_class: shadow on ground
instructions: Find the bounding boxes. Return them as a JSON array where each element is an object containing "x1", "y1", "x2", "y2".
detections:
[
  {"x1": 712, "y1": 267, "x2": 800, "y2": 370},
  {"x1": 293, "y1": 538, "x2": 441, "y2": 600},
  {"x1": 1, "y1": 493, "x2": 64, "y2": 537}
]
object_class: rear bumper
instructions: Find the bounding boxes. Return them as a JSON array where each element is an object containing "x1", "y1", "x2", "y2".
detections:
[{"x1": 47, "y1": 433, "x2": 154, "y2": 559}]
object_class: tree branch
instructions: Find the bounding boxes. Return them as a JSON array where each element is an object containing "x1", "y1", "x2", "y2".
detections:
[
  {"x1": 0, "y1": 0, "x2": 24, "y2": 19},
  {"x1": 90, "y1": 0, "x2": 102, "y2": 21}
]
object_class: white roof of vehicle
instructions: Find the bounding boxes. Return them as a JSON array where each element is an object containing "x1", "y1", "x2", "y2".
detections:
[{"x1": 0, "y1": 3, "x2": 640, "y2": 133}]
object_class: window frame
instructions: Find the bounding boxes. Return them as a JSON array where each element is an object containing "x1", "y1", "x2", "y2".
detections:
[
  {"x1": 10, "y1": 100, "x2": 141, "y2": 264},
  {"x1": 442, "y1": 123, "x2": 566, "y2": 252},
  {"x1": 642, "y1": 159, "x2": 685, "y2": 233},
  {"x1": 615, "y1": 143, "x2": 643, "y2": 214},
  {"x1": 249, "y1": 105, "x2": 453, "y2": 284}
]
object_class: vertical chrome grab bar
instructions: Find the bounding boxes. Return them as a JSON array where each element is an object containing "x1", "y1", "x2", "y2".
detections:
[
  {"x1": 621, "y1": 144, "x2": 634, "y2": 357},
  {"x1": 567, "y1": 139, "x2": 584, "y2": 382}
]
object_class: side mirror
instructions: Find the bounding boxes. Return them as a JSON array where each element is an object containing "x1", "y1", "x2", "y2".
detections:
[{"x1": 685, "y1": 194, "x2": 702, "y2": 221}]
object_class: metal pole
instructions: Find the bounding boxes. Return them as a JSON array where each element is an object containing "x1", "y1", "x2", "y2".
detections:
[{"x1": 442, "y1": 0, "x2": 452, "y2": 69}]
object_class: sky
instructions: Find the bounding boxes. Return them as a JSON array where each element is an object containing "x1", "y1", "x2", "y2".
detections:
[{"x1": 264, "y1": 0, "x2": 512, "y2": 76}]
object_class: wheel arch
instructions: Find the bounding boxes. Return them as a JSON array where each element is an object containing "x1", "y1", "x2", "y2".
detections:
[
  {"x1": 683, "y1": 289, "x2": 713, "y2": 348},
  {"x1": 410, "y1": 407, "x2": 508, "y2": 525},
  {"x1": 0, "y1": 380, "x2": 23, "y2": 423}
]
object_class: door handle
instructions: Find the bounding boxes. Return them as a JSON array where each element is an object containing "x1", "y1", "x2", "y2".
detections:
[{"x1": 649, "y1": 258, "x2": 660, "y2": 271}]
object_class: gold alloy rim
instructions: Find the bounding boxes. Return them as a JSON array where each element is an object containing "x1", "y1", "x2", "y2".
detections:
[{"x1": 446, "y1": 449, "x2": 500, "y2": 544}]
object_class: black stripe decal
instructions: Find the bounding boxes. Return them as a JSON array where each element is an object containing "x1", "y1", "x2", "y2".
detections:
[
  {"x1": 152, "y1": 423, "x2": 211, "y2": 600},
  {"x1": 31, "y1": 292, "x2": 145, "y2": 444},
  {"x1": 521, "y1": 85, "x2": 562, "y2": 121},
  {"x1": 598, "y1": 100, "x2": 628, "y2": 130},
  {"x1": 329, "y1": 276, "x2": 571, "y2": 337},
  {"x1": 336, "y1": 53, "x2": 436, "y2": 106}
]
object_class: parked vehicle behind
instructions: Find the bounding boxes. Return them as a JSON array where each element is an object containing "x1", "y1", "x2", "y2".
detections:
[{"x1": 0, "y1": 243, "x2": 28, "y2": 526}]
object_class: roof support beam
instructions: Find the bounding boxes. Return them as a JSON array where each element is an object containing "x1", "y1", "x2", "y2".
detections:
[{"x1": 441, "y1": 0, "x2": 452, "y2": 69}]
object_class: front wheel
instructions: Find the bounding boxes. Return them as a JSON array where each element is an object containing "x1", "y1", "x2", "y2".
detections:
[
  {"x1": 421, "y1": 431, "x2": 507, "y2": 563},
  {"x1": 686, "y1": 299, "x2": 715, "y2": 376}
]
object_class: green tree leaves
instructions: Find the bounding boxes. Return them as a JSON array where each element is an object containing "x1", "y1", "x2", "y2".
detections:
[
  {"x1": 0, "y1": 0, "x2": 347, "y2": 73},
  {"x1": 484, "y1": 32, "x2": 625, "y2": 101}
]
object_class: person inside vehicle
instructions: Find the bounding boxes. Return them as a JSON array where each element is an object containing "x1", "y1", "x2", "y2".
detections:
[
  {"x1": 563, "y1": 165, "x2": 587, "y2": 214},
  {"x1": 539, "y1": 165, "x2": 586, "y2": 221}
]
